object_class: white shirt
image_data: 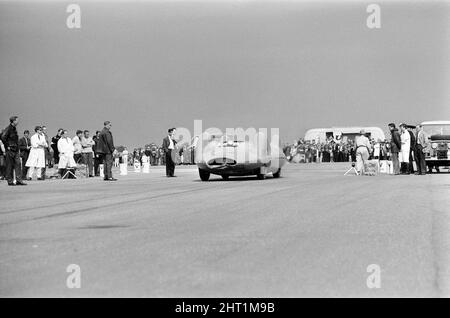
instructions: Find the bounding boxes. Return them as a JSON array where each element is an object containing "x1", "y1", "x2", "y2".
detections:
[
  {"x1": 355, "y1": 135, "x2": 371, "y2": 150},
  {"x1": 168, "y1": 136, "x2": 174, "y2": 150},
  {"x1": 72, "y1": 135, "x2": 82, "y2": 154},
  {"x1": 58, "y1": 137, "x2": 74, "y2": 155},
  {"x1": 373, "y1": 143, "x2": 380, "y2": 157}
]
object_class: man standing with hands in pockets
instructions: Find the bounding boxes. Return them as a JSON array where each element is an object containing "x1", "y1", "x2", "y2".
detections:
[{"x1": 96, "y1": 121, "x2": 117, "y2": 181}]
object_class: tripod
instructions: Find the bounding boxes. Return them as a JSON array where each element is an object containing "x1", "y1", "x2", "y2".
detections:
[
  {"x1": 62, "y1": 168, "x2": 77, "y2": 179},
  {"x1": 344, "y1": 163, "x2": 359, "y2": 175}
]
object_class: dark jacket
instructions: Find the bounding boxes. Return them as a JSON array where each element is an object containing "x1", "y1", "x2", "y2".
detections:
[
  {"x1": 51, "y1": 135, "x2": 61, "y2": 155},
  {"x1": 162, "y1": 136, "x2": 177, "y2": 153},
  {"x1": 408, "y1": 130, "x2": 416, "y2": 150},
  {"x1": 390, "y1": 129, "x2": 401, "y2": 153},
  {"x1": 92, "y1": 136, "x2": 98, "y2": 152},
  {"x1": 18, "y1": 136, "x2": 31, "y2": 157},
  {"x1": 1, "y1": 124, "x2": 19, "y2": 152},
  {"x1": 96, "y1": 128, "x2": 115, "y2": 154}
]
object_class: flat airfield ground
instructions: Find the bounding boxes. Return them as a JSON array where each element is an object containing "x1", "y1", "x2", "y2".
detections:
[{"x1": 0, "y1": 163, "x2": 449, "y2": 297}]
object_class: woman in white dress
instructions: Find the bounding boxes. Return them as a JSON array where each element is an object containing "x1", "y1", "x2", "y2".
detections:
[
  {"x1": 57, "y1": 130, "x2": 77, "y2": 176},
  {"x1": 25, "y1": 126, "x2": 48, "y2": 180}
]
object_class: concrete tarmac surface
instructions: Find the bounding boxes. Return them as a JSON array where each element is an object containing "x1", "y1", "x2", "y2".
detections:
[{"x1": 1, "y1": 163, "x2": 449, "y2": 297}]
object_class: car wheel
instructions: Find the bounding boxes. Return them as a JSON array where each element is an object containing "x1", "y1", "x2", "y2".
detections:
[
  {"x1": 199, "y1": 168, "x2": 210, "y2": 181},
  {"x1": 221, "y1": 175, "x2": 229, "y2": 180},
  {"x1": 273, "y1": 168, "x2": 281, "y2": 178},
  {"x1": 256, "y1": 173, "x2": 266, "y2": 180}
]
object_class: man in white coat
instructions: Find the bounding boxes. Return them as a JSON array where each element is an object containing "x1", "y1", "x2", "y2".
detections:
[
  {"x1": 25, "y1": 126, "x2": 48, "y2": 180},
  {"x1": 399, "y1": 123, "x2": 411, "y2": 175},
  {"x1": 57, "y1": 130, "x2": 77, "y2": 177}
]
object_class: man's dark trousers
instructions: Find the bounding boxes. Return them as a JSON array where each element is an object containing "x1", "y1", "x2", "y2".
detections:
[
  {"x1": 165, "y1": 150, "x2": 175, "y2": 177},
  {"x1": 94, "y1": 153, "x2": 100, "y2": 176},
  {"x1": 409, "y1": 148, "x2": 415, "y2": 173},
  {"x1": 415, "y1": 145, "x2": 427, "y2": 174},
  {"x1": 100, "y1": 153, "x2": 113, "y2": 179},
  {"x1": 5, "y1": 150, "x2": 22, "y2": 183},
  {"x1": 20, "y1": 152, "x2": 29, "y2": 179}
]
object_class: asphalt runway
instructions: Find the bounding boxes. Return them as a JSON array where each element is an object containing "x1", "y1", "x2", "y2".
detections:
[{"x1": 1, "y1": 163, "x2": 449, "y2": 297}]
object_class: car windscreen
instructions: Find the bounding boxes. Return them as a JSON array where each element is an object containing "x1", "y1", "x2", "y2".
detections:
[{"x1": 423, "y1": 124, "x2": 450, "y2": 136}]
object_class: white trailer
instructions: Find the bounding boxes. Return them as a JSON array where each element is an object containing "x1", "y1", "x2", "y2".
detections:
[{"x1": 304, "y1": 126, "x2": 386, "y2": 143}]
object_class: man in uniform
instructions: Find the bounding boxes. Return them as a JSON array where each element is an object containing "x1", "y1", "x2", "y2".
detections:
[{"x1": 1, "y1": 116, "x2": 26, "y2": 186}]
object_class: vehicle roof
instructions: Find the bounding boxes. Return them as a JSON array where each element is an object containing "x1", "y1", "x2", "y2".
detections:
[
  {"x1": 305, "y1": 127, "x2": 384, "y2": 133},
  {"x1": 421, "y1": 121, "x2": 450, "y2": 125}
]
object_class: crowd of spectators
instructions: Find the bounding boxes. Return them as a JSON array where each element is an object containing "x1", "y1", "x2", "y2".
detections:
[{"x1": 0, "y1": 116, "x2": 119, "y2": 184}]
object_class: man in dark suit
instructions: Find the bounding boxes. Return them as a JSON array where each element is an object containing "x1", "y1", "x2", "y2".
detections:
[
  {"x1": 1, "y1": 116, "x2": 26, "y2": 186},
  {"x1": 96, "y1": 121, "x2": 117, "y2": 181},
  {"x1": 51, "y1": 129, "x2": 63, "y2": 165},
  {"x1": 388, "y1": 123, "x2": 402, "y2": 175},
  {"x1": 407, "y1": 125, "x2": 416, "y2": 174},
  {"x1": 92, "y1": 130, "x2": 101, "y2": 176},
  {"x1": 18, "y1": 130, "x2": 31, "y2": 179},
  {"x1": 162, "y1": 128, "x2": 177, "y2": 177}
]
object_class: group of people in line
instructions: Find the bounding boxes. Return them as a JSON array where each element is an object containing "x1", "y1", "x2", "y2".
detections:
[
  {"x1": 1, "y1": 116, "x2": 434, "y2": 185},
  {"x1": 0, "y1": 116, "x2": 118, "y2": 186},
  {"x1": 383, "y1": 123, "x2": 429, "y2": 175},
  {"x1": 339, "y1": 123, "x2": 429, "y2": 175},
  {"x1": 283, "y1": 122, "x2": 431, "y2": 176},
  {"x1": 0, "y1": 116, "x2": 183, "y2": 185}
]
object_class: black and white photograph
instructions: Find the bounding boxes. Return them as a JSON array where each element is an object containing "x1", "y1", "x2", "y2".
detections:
[{"x1": 1, "y1": 0, "x2": 450, "y2": 303}]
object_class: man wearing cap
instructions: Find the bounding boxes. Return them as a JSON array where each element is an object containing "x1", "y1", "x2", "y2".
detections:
[
  {"x1": 355, "y1": 129, "x2": 372, "y2": 175},
  {"x1": 96, "y1": 121, "x2": 117, "y2": 181},
  {"x1": 1, "y1": 116, "x2": 26, "y2": 185}
]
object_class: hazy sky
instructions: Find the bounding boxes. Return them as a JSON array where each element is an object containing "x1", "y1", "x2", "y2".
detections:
[{"x1": 1, "y1": 0, "x2": 449, "y2": 147}]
